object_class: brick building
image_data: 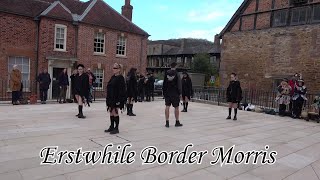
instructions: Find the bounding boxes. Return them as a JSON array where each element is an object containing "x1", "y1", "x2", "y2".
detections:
[
  {"x1": 0, "y1": 0, "x2": 149, "y2": 100},
  {"x1": 219, "y1": 0, "x2": 320, "y2": 93}
]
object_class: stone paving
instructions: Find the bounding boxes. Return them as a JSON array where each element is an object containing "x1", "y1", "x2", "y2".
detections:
[{"x1": 0, "y1": 99, "x2": 320, "y2": 180}]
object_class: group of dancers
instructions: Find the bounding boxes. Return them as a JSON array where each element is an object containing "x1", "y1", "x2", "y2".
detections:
[{"x1": 72, "y1": 62, "x2": 194, "y2": 134}]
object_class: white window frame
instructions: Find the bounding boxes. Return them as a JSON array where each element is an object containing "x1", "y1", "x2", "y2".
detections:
[
  {"x1": 116, "y1": 36, "x2": 127, "y2": 57},
  {"x1": 93, "y1": 69, "x2": 104, "y2": 91},
  {"x1": 94, "y1": 32, "x2": 105, "y2": 54},
  {"x1": 7, "y1": 56, "x2": 31, "y2": 92},
  {"x1": 54, "y1": 24, "x2": 67, "y2": 51},
  {"x1": 312, "y1": 4, "x2": 320, "y2": 23}
]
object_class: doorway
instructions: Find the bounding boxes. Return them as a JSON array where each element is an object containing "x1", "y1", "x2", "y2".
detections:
[{"x1": 52, "y1": 68, "x2": 64, "y2": 100}]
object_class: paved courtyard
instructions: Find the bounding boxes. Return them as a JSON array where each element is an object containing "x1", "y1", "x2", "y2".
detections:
[{"x1": 0, "y1": 99, "x2": 320, "y2": 180}]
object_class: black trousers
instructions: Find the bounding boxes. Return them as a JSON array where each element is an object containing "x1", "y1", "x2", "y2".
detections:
[
  {"x1": 40, "y1": 89, "x2": 48, "y2": 101},
  {"x1": 289, "y1": 101, "x2": 293, "y2": 113},
  {"x1": 150, "y1": 89, "x2": 154, "y2": 100},
  {"x1": 145, "y1": 88, "x2": 151, "y2": 101},
  {"x1": 12, "y1": 91, "x2": 20, "y2": 103},
  {"x1": 279, "y1": 104, "x2": 287, "y2": 116},
  {"x1": 293, "y1": 98, "x2": 304, "y2": 117}
]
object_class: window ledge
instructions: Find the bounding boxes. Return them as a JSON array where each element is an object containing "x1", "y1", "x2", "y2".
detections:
[
  {"x1": 54, "y1": 49, "x2": 67, "y2": 52},
  {"x1": 116, "y1": 55, "x2": 127, "y2": 59},
  {"x1": 93, "y1": 53, "x2": 106, "y2": 57}
]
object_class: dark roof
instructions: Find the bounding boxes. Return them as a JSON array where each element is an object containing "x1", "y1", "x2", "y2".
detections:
[
  {"x1": 82, "y1": 0, "x2": 149, "y2": 36},
  {"x1": 0, "y1": 0, "x2": 50, "y2": 17},
  {"x1": 40, "y1": 0, "x2": 91, "y2": 15},
  {"x1": 148, "y1": 38, "x2": 214, "y2": 47},
  {"x1": 208, "y1": 44, "x2": 221, "y2": 54},
  {"x1": 148, "y1": 39, "x2": 220, "y2": 55},
  {"x1": 219, "y1": 0, "x2": 249, "y2": 38},
  {"x1": 0, "y1": 0, "x2": 149, "y2": 36}
]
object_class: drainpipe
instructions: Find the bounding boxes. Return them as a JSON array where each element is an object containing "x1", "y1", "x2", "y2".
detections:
[
  {"x1": 140, "y1": 36, "x2": 144, "y2": 73},
  {"x1": 73, "y1": 21, "x2": 79, "y2": 67},
  {"x1": 34, "y1": 16, "x2": 40, "y2": 94}
]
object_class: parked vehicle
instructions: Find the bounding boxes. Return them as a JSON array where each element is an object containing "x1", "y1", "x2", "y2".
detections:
[{"x1": 154, "y1": 79, "x2": 163, "y2": 95}]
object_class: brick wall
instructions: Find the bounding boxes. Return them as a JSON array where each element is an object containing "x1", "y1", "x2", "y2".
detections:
[
  {"x1": 38, "y1": 17, "x2": 77, "y2": 71},
  {"x1": 256, "y1": 12, "x2": 271, "y2": 29},
  {"x1": 231, "y1": 19, "x2": 240, "y2": 32},
  {"x1": 274, "y1": 0, "x2": 289, "y2": 9},
  {"x1": 220, "y1": 24, "x2": 320, "y2": 93},
  {"x1": 0, "y1": 12, "x2": 148, "y2": 100},
  {"x1": 242, "y1": 15, "x2": 255, "y2": 31},
  {"x1": 77, "y1": 24, "x2": 147, "y2": 92},
  {"x1": 258, "y1": 0, "x2": 272, "y2": 11},
  {"x1": 243, "y1": 0, "x2": 256, "y2": 14},
  {"x1": 0, "y1": 13, "x2": 37, "y2": 80}
]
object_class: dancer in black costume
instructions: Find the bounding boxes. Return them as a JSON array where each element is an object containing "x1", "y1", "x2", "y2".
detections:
[
  {"x1": 74, "y1": 64, "x2": 90, "y2": 119},
  {"x1": 181, "y1": 72, "x2": 193, "y2": 112},
  {"x1": 226, "y1": 73, "x2": 242, "y2": 121},
  {"x1": 105, "y1": 63, "x2": 127, "y2": 134},
  {"x1": 126, "y1": 68, "x2": 138, "y2": 116}
]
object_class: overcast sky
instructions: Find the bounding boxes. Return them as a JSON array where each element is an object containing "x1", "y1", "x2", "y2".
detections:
[{"x1": 103, "y1": 0, "x2": 243, "y2": 42}]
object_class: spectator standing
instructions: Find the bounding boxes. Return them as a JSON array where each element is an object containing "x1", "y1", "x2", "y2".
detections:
[
  {"x1": 10, "y1": 65, "x2": 22, "y2": 105},
  {"x1": 37, "y1": 69, "x2": 51, "y2": 104},
  {"x1": 58, "y1": 68, "x2": 69, "y2": 103}
]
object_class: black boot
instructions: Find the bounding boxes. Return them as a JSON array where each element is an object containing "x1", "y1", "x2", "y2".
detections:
[
  {"x1": 226, "y1": 108, "x2": 232, "y2": 119},
  {"x1": 105, "y1": 116, "x2": 115, "y2": 133},
  {"x1": 78, "y1": 105, "x2": 86, "y2": 119},
  {"x1": 185, "y1": 102, "x2": 189, "y2": 112},
  {"x1": 128, "y1": 104, "x2": 136, "y2": 116},
  {"x1": 181, "y1": 102, "x2": 186, "y2": 112},
  {"x1": 175, "y1": 120, "x2": 183, "y2": 127},
  {"x1": 110, "y1": 116, "x2": 119, "y2": 134},
  {"x1": 233, "y1": 109, "x2": 238, "y2": 121},
  {"x1": 165, "y1": 120, "x2": 169, "y2": 128}
]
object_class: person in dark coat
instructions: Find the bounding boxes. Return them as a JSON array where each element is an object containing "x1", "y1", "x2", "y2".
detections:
[
  {"x1": 58, "y1": 68, "x2": 69, "y2": 103},
  {"x1": 162, "y1": 62, "x2": 183, "y2": 128},
  {"x1": 105, "y1": 63, "x2": 127, "y2": 134},
  {"x1": 137, "y1": 73, "x2": 145, "y2": 102},
  {"x1": 126, "y1": 68, "x2": 138, "y2": 116},
  {"x1": 181, "y1": 72, "x2": 193, "y2": 112},
  {"x1": 37, "y1": 69, "x2": 51, "y2": 104},
  {"x1": 70, "y1": 69, "x2": 78, "y2": 103},
  {"x1": 148, "y1": 72, "x2": 156, "y2": 101},
  {"x1": 86, "y1": 68, "x2": 96, "y2": 103},
  {"x1": 74, "y1": 64, "x2": 90, "y2": 119},
  {"x1": 292, "y1": 79, "x2": 307, "y2": 119},
  {"x1": 144, "y1": 73, "x2": 151, "y2": 102},
  {"x1": 226, "y1": 73, "x2": 242, "y2": 120}
]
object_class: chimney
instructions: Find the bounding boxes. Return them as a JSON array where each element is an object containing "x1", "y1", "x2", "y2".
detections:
[
  {"x1": 214, "y1": 34, "x2": 221, "y2": 48},
  {"x1": 121, "y1": 0, "x2": 133, "y2": 21}
]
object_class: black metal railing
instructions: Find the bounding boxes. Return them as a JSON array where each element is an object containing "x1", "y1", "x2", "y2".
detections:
[
  {"x1": 1, "y1": 79, "x2": 318, "y2": 111},
  {"x1": 192, "y1": 86, "x2": 318, "y2": 111}
]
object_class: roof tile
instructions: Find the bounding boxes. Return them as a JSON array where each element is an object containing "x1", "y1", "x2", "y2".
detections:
[
  {"x1": 82, "y1": 0, "x2": 148, "y2": 36},
  {"x1": 0, "y1": 0, "x2": 148, "y2": 36}
]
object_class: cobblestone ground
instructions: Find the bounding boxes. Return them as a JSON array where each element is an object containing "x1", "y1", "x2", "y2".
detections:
[{"x1": 0, "y1": 99, "x2": 320, "y2": 180}]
